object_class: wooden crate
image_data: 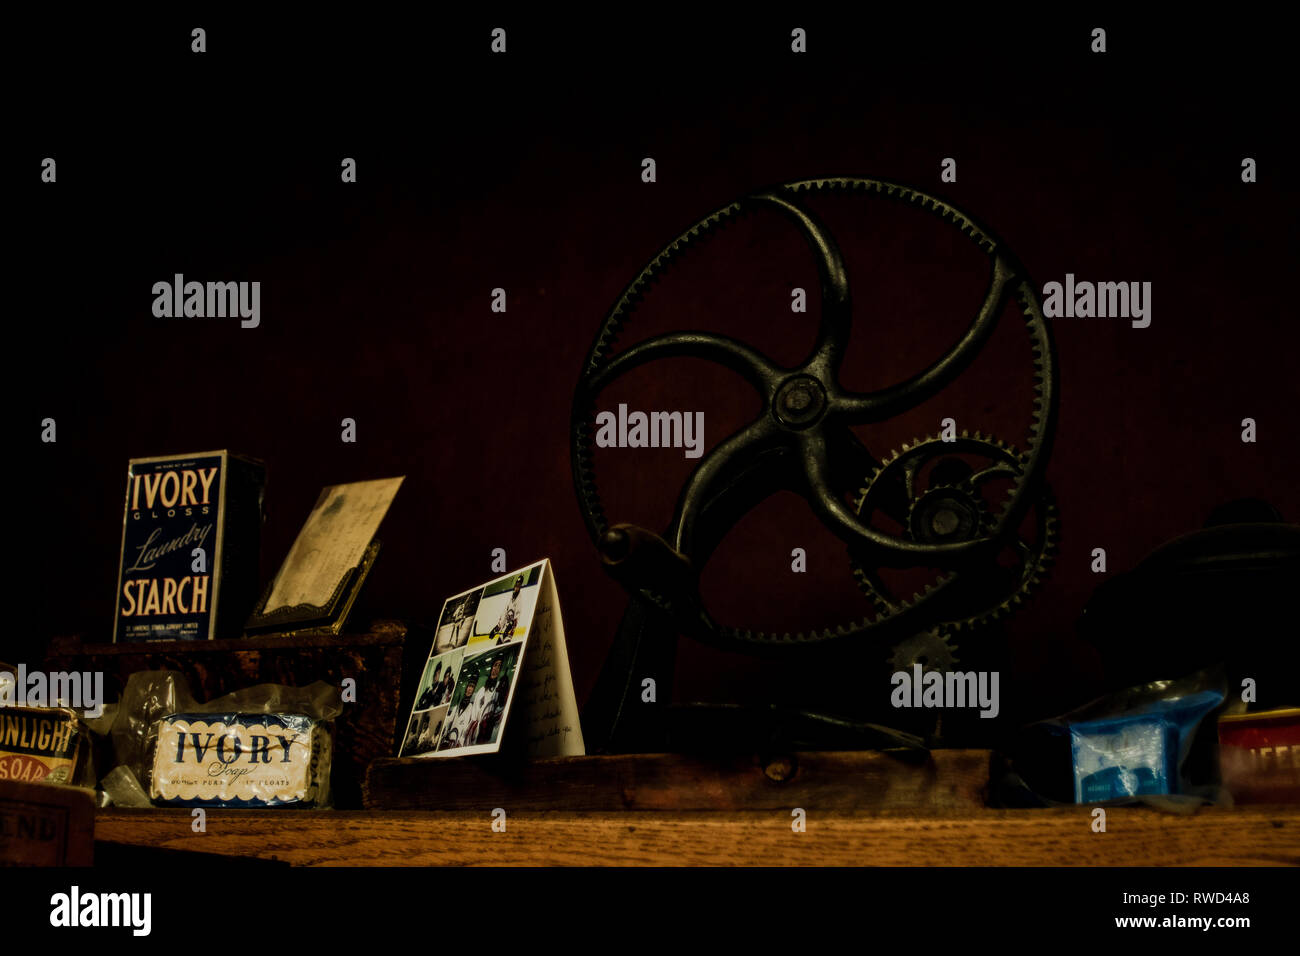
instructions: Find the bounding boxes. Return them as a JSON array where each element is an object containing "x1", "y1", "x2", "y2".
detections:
[
  {"x1": 44, "y1": 621, "x2": 408, "y2": 809},
  {"x1": 0, "y1": 780, "x2": 95, "y2": 866}
]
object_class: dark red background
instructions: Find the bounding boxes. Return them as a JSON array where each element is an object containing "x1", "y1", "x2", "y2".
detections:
[{"x1": 15, "y1": 15, "x2": 1297, "y2": 727}]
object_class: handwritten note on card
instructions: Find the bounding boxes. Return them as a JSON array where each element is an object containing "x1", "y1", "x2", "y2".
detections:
[{"x1": 518, "y1": 597, "x2": 583, "y2": 756}]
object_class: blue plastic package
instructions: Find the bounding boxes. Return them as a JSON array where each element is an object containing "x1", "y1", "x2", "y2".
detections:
[{"x1": 1068, "y1": 689, "x2": 1223, "y2": 803}]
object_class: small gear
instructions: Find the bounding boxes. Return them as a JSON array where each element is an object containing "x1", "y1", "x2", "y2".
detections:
[
  {"x1": 852, "y1": 432, "x2": 1058, "y2": 633},
  {"x1": 889, "y1": 628, "x2": 959, "y2": 674},
  {"x1": 908, "y1": 481, "x2": 989, "y2": 544}
]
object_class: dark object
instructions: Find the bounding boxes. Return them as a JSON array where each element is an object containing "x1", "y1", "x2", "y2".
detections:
[
  {"x1": 1079, "y1": 502, "x2": 1300, "y2": 700},
  {"x1": 44, "y1": 622, "x2": 407, "y2": 808},
  {"x1": 572, "y1": 178, "x2": 1058, "y2": 752}
]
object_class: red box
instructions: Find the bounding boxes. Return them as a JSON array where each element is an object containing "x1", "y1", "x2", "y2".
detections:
[{"x1": 1218, "y1": 708, "x2": 1300, "y2": 803}]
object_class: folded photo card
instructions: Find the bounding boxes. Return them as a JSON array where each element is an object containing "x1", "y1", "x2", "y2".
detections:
[{"x1": 399, "y1": 559, "x2": 584, "y2": 759}]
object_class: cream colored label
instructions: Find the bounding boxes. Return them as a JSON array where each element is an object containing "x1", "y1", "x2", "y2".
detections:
[{"x1": 151, "y1": 718, "x2": 315, "y2": 804}]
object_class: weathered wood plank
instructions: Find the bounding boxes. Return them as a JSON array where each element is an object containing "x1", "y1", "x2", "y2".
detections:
[
  {"x1": 364, "y1": 750, "x2": 992, "y2": 811},
  {"x1": 93, "y1": 807, "x2": 1300, "y2": 867},
  {"x1": 46, "y1": 623, "x2": 407, "y2": 656}
]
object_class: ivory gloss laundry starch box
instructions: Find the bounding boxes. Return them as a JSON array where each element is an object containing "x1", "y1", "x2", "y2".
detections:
[{"x1": 112, "y1": 450, "x2": 264, "y2": 642}]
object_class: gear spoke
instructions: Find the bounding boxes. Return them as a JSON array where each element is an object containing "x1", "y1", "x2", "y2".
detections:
[
  {"x1": 668, "y1": 416, "x2": 786, "y2": 557},
  {"x1": 823, "y1": 424, "x2": 895, "y2": 512},
  {"x1": 585, "y1": 330, "x2": 782, "y2": 399},
  {"x1": 751, "y1": 191, "x2": 852, "y2": 377},
  {"x1": 968, "y1": 461, "x2": 1019, "y2": 486},
  {"x1": 901, "y1": 454, "x2": 924, "y2": 503},
  {"x1": 801, "y1": 431, "x2": 986, "y2": 568},
  {"x1": 834, "y1": 254, "x2": 1016, "y2": 424}
]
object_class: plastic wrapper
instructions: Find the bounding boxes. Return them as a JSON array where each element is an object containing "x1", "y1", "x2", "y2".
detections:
[
  {"x1": 107, "y1": 670, "x2": 341, "y2": 808},
  {"x1": 150, "y1": 713, "x2": 331, "y2": 807},
  {"x1": 1069, "y1": 690, "x2": 1223, "y2": 802},
  {"x1": 996, "y1": 668, "x2": 1227, "y2": 809},
  {"x1": 101, "y1": 764, "x2": 153, "y2": 807}
]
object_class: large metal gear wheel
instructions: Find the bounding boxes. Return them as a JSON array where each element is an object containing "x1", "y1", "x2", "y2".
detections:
[
  {"x1": 852, "y1": 432, "x2": 1059, "y2": 634},
  {"x1": 572, "y1": 177, "x2": 1057, "y2": 651}
]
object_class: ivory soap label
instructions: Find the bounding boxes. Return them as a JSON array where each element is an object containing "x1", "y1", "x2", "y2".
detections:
[{"x1": 150, "y1": 714, "x2": 322, "y2": 807}]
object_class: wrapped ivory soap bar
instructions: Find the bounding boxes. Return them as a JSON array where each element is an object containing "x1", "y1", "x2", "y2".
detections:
[{"x1": 149, "y1": 713, "x2": 330, "y2": 808}]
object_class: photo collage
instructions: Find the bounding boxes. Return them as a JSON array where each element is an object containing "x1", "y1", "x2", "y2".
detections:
[{"x1": 399, "y1": 562, "x2": 543, "y2": 757}]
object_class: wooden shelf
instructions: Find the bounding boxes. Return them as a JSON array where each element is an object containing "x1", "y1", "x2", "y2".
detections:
[
  {"x1": 93, "y1": 805, "x2": 1300, "y2": 866},
  {"x1": 363, "y1": 750, "x2": 994, "y2": 811}
]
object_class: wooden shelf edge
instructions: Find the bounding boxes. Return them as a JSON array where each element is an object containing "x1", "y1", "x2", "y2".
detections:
[
  {"x1": 45, "y1": 620, "x2": 410, "y2": 656},
  {"x1": 92, "y1": 806, "x2": 1300, "y2": 867}
]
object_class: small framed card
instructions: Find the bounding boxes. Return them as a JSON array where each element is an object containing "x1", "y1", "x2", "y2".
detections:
[
  {"x1": 399, "y1": 559, "x2": 584, "y2": 758},
  {"x1": 245, "y1": 477, "x2": 403, "y2": 636}
]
